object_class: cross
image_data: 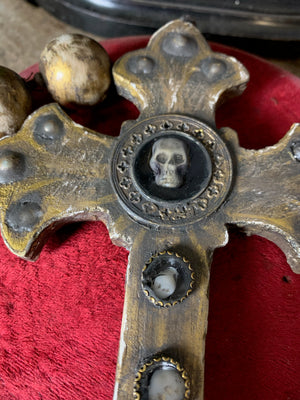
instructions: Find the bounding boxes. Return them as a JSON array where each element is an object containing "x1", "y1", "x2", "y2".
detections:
[{"x1": 0, "y1": 19, "x2": 299, "y2": 399}]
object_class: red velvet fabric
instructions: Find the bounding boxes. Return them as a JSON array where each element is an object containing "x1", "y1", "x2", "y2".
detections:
[{"x1": 0, "y1": 37, "x2": 299, "y2": 399}]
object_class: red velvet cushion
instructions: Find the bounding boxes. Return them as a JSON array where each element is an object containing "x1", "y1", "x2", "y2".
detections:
[{"x1": 0, "y1": 37, "x2": 299, "y2": 400}]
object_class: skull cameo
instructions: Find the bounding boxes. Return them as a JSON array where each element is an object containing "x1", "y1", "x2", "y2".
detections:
[{"x1": 149, "y1": 137, "x2": 189, "y2": 188}]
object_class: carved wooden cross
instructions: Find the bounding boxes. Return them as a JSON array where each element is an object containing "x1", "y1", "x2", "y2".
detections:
[{"x1": 0, "y1": 20, "x2": 299, "y2": 399}]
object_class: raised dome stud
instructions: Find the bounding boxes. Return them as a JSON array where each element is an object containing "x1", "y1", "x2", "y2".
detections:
[{"x1": 0, "y1": 150, "x2": 26, "y2": 184}]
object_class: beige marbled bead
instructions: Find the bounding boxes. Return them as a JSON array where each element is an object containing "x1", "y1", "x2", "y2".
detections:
[
  {"x1": 39, "y1": 34, "x2": 111, "y2": 107},
  {"x1": 0, "y1": 66, "x2": 32, "y2": 138}
]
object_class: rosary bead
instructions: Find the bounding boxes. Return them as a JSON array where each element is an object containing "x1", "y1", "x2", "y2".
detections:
[
  {"x1": 39, "y1": 34, "x2": 111, "y2": 107},
  {"x1": 0, "y1": 66, "x2": 32, "y2": 137}
]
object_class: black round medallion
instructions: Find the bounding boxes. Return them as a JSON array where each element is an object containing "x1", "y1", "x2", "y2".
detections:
[{"x1": 111, "y1": 114, "x2": 232, "y2": 227}]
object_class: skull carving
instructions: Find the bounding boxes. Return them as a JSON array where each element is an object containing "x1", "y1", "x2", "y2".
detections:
[{"x1": 149, "y1": 137, "x2": 188, "y2": 188}]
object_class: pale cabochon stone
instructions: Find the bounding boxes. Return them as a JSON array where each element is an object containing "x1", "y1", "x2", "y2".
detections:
[
  {"x1": 148, "y1": 368, "x2": 186, "y2": 400},
  {"x1": 152, "y1": 268, "x2": 178, "y2": 299}
]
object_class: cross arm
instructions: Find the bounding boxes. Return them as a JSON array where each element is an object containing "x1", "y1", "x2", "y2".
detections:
[
  {"x1": 0, "y1": 104, "x2": 120, "y2": 260},
  {"x1": 222, "y1": 124, "x2": 300, "y2": 273}
]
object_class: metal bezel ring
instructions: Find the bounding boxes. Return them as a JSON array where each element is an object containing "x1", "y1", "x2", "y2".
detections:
[
  {"x1": 111, "y1": 114, "x2": 232, "y2": 227},
  {"x1": 133, "y1": 355, "x2": 191, "y2": 400}
]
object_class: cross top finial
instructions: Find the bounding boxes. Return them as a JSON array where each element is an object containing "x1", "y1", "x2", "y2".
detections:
[{"x1": 113, "y1": 19, "x2": 249, "y2": 125}]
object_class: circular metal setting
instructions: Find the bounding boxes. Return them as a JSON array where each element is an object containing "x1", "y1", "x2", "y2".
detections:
[
  {"x1": 134, "y1": 356, "x2": 190, "y2": 400},
  {"x1": 142, "y1": 251, "x2": 194, "y2": 307},
  {"x1": 112, "y1": 115, "x2": 232, "y2": 226}
]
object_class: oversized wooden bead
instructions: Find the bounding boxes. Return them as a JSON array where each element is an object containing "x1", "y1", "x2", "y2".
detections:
[
  {"x1": 0, "y1": 66, "x2": 32, "y2": 137},
  {"x1": 39, "y1": 34, "x2": 111, "y2": 107}
]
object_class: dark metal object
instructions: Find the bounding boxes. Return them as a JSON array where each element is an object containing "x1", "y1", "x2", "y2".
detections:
[
  {"x1": 34, "y1": 0, "x2": 300, "y2": 40},
  {"x1": 0, "y1": 19, "x2": 299, "y2": 399}
]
